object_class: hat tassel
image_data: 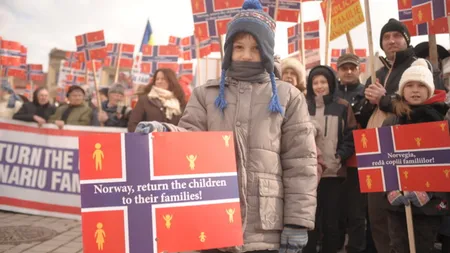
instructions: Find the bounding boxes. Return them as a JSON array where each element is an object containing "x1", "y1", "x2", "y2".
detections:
[
  {"x1": 268, "y1": 73, "x2": 283, "y2": 114},
  {"x1": 214, "y1": 70, "x2": 227, "y2": 112}
]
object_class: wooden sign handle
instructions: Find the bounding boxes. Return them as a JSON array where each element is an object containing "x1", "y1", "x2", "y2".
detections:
[
  {"x1": 404, "y1": 191, "x2": 417, "y2": 253},
  {"x1": 364, "y1": 0, "x2": 376, "y2": 85}
]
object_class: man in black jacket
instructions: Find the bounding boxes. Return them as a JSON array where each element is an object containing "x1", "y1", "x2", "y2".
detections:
[
  {"x1": 358, "y1": 18, "x2": 446, "y2": 253},
  {"x1": 335, "y1": 53, "x2": 369, "y2": 253}
]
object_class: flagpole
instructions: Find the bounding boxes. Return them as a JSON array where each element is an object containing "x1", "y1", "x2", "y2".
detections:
[
  {"x1": 299, "y1": 2, "x2": 305, "y2": 63},
  {"x1": 448, "y1": 17, "x2": 450, "y2": 43},
  {"x1": 346, "y1": 32, "x2": 354, "y2": 53},
  {"x1": 428, "y1": 34, "x2": 438, "y2": 68},
  {"x1": 92, "y1": 63, "x2": 104, "y2": 127},
  {"x1": 364, "y1": 0, "x2": 376, "y2": 85},
  {"x1": 324, "y1": 0, "x2": 332, "y2": 65},
  {"x1": 30, "y1": 80, "x2": 34, "y2": 102},
  {"x1": 114, "y1": 44, "x2": 123, "y2": 83},
  {"x1": 195, "y1": 38, "x2": 202, "y2": 87},
  {"x1": 219, "y1": 35, "x2": 224, "y2": 61}
]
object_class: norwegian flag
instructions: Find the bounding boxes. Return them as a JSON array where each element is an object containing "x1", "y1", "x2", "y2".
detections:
[
  {"x1": 178, "y1": 63, "x2": 194, "y2": 100},
  {"x1": 287, "y1": 20, "x2": 320, "y2": 55},
  {"x1": 56, "y1": 86, "x2": 67, "y2": 102},
  {"x1": 59, "y1": 60, "x2": 86, "y2": 86},
  {"x1": 191, "y1": 0, "x2": 243, "y2": 53},
  {"x1": 410, "y1": 0, "x2": 448, "y2": 24},
  {"x1": 168, "y1": 36, "x2": 185, "y2": 58},
  {"x1": 398, "y1": 0, "x2": 449, "y2": 35},
  {"x1": 181, "y1": 36, "x2": 211, "y2": 60},
  {"x1": 330, "y1": 49, "x2": 347, "y2": 71},
  {"x1": 65, "y1": 51, "x2": 79, "y2": 65},
  {"x1": 75, "y1": 30, "x2": 107, "y2": 62},
  {"x1": 168, "y1": 36, "x2": 182, "y2": 46},
  {"x1": 355, "y1": 121, "x2": 450, "y2": 192},
  {"x1": 261, "y1": 0, "x2": 301, "y2": 22},
  {"x1": 20, "y1": 45, "x2": 27, "y2": 65},
  {"x1": 0, "y1": 40, "x2": 22, "y2": 66},
  {"x1": 141, "y1": 45, "x2": 179, "y2": 75},
  {"x1": 104, "y1": 43, "x2": 135, "y2": 69},
  {"x1": 26, "y1": 64, "x2": 44, "y2": 81},
  {"x1": 355, "y1": 49, "x2": 368, "y2": 73},
  {"x1": 1, "y1": 66, "x2": 26, "y2": 79},
  {"x1": 178, "y1": 63, "x2": 194, "y2": 81},
  {"x1": 132, "y1": 53, "x2": 142, "y2": 73},
  {"x1": 79, "y1": 132, "x2": 243, "y2": 253}
]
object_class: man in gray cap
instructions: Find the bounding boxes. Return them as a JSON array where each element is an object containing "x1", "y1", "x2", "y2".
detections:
[
  {"x1": 93, "y1": 83, "x2": 131, "y2": 127},
  {"x1": 335, "y1": 53, "x2": 367, "y2": 253}
]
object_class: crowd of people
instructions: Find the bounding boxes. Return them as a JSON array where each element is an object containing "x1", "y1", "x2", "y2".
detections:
[
  {"x1": 0, "y1": 67, "x2": 188, "y2": 131},
  {"x1": 1, "y1": 0, "x2": 450, "y2": 252}
]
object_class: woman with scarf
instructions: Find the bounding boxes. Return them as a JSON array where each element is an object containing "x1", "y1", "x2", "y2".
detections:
[
  {"x1": 127, "y1": 68, "x2": 186, "y2": 132},
  {"x1": 0, "y1": 78, "x2": 23, "y2": 119},
  {"x1": 13, "y1": 87, "x2": 56, "y2": 125}
]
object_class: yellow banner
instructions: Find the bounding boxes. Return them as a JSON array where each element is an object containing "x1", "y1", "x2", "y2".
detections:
[{"x1": 321, "y1": 0, "x2": 365, "y2": 41}]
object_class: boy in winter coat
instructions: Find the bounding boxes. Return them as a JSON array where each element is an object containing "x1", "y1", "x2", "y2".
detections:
[
  {"x1": 134, "y1": 1, "x2": 318, "y2": 253},
  {"x1": 303, "y1": 65, "x2": 357, "y2": 253},
  {"x1": 383, "y1": 58, "x2": 450, "y2": 253}
]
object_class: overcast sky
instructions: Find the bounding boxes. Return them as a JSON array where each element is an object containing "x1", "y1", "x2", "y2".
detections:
[{"x1": 1, "y1": 0, "x2": 449, "y2": 72}]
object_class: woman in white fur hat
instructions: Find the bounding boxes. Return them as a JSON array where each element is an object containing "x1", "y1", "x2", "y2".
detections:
[
  {"x1": 382, "y1": 58, "x2": 450, "y2": 253},
  {"x1": 281, "y1": 58, "x2": 307, "y2": 94}
]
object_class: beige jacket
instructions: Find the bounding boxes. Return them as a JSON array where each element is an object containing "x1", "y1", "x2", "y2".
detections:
[{"x1": 164, "y1": 77, "x2": 318, "y2": 252}]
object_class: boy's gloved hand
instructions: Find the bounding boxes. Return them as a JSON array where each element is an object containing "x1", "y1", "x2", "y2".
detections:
[
  {"x1": 279, "y1": 227, "x2": 308, "y2": 253},
  {"x1": 387, "y1": 190, "x2": 409, "y2": 206},
  {"x1": 405, "y1": 191, "x2": 431, "y2": 207},
  {"x1": 135, "y1": 121, "x2": 167, "y2": 133}
]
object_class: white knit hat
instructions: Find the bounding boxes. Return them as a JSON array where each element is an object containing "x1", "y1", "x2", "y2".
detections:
[
  {"x1": 281, "y1": 57, "x2": 306, "y2": 90},
  {"x1": 398, "y1": 58, "x2": 435, "y2": 99}
]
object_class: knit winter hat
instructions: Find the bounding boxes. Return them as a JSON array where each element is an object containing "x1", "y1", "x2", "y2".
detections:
[
  {"x1": 398, "y1": 58, "x2": 435, "y2": 99},
  {"x1": 216, "y1": 0, "x2": 282, "y2": 114},
  {"x1": 380, "y1": 18, "x2": 411, "y2": 50},
  {"x1": 281, "y1": 57, "x2": 306, "y2": 90},
  {"x1": 66, "y1": 85, "x2": 86, "y2": 98},
  {"x1": 108, "y1": 83, "x2": 125, "y2": 95}
]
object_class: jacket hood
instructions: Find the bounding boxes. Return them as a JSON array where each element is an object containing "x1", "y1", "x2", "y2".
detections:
[{"x1": 306, "y1": 65, "x2": 338, "y2": 101}]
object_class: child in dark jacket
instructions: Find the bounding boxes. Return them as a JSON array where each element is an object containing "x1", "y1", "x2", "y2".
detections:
[
  {"x1": 303, "y1": 65, "x2": 357, "y2": 253},
  {"x1": 382, "y1": 58, "x2": 450, "y2": 253}
]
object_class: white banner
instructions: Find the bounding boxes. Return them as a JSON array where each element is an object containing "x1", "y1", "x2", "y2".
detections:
[{"x1": 0, "y1": 119, "x2": 126, "y2": 220}]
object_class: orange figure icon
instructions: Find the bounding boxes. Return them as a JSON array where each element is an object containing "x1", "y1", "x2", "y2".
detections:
[
  {"x1": 444, "y1": 169, "x2": 450, "y2": 178},
  {"x1": 418, "y1": 10, "x2": 423, "y2": 22},
  {"x1": 403, "y1": 171, "x2": 409, "y2": 179},
  {"x1": 226, "y1": 208, "x2": 235, "y2": 223},
  {"x1": 366, "y1": 175, "x2": 372, "y2": 190},
  {"x1": 186, "y1": 155, "x2": 198, "y2": 170},
  {"x1": 95, "y1": 222, "x2": 106, "y2": 250},
  {"x1": 222, "y1": 135, "x2": 231, "y2": 147},
  {"x1": 199, "y1": 232, "x2": 206, "y2": 242},
  {"x1": 361, "y1": 134, "x2": 368, "y2": 148},
  {"x1": 93, "y1": 143, "x2": 104, "y2": 171},
  {"x1": 414, "y1": 137, "x2": 422, "y2": 147}
]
